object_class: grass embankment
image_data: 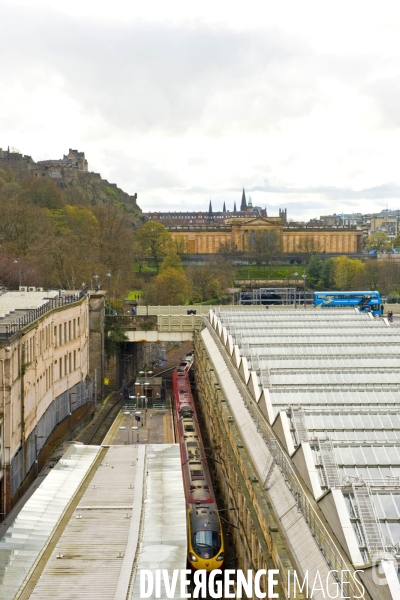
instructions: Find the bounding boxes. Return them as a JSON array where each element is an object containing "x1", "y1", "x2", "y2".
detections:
[
  {"x1": 129, "y1": 264, "x2": 302, "y2": 304},
  {"x1": 235, "y1": 265, "x2": 302, "y2": 279},
  {"x1": 127, "y1": 290, "x2": 142, "y2": 299}
]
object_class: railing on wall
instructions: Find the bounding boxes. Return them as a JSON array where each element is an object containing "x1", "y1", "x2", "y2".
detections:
[
  {"x1": 106, "y1": 313, "x2": 203, "y2": 333},
  {"x1": 0, "y1": 288, "x2": 88, "y2": 339},
  {"x1": 136, "y1": 305, "x2": 267, "y2": 316}
]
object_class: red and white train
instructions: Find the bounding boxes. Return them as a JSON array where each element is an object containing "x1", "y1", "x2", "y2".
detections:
[{"x1": 172, "y1": 352, "x2": 224, "y2": 572}]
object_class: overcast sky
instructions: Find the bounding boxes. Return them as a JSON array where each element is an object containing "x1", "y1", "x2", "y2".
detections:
[{"x1": 2, "y1": 1, "x2": 400, "y2": 220}]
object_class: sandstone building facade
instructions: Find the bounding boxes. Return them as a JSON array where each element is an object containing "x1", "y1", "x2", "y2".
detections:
[
  {"x1": 0, "y1": 290, "x2": 97, "y2": 517},
  {"x1": 166, "y1": 216, "x2": 362, "y2": 255}
]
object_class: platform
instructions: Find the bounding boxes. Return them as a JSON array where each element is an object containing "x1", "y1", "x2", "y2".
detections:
[
  {"x1": 0, "y1": 443, "x2": 186, "y2": 600},
  {"x1": 104, "y1": 403, "x2": 175, "y2": 446}
]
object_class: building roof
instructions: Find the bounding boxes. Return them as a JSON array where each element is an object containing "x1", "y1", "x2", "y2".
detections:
[
  {"x1": 0, "y1": 444, "x2": 186, "y2": 600},
  {"x1": 209, "y1": 306, "x2": 400, "y2": 568},
  {"x1": 0, "y1": 290, "x2": 88, "y2": 341}
]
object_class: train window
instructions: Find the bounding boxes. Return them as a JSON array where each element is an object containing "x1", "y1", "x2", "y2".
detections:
[
  {"x1": 192, "y1": 531, "x2": 220, "y2": 558},
  {"x1": 190, "y1": 469, "x2": 204, "y2": 477},
  {"x1": 181, "y1": 410, "x2": 193, "y2": 418},
  {"x1": 185, "y1": 425, "x2": 195, "y2": 432}
]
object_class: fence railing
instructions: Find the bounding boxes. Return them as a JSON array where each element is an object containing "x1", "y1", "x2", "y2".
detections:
[
  {"x1": 0, "y1": 288, "x2": 89, "y2": 339},
  {"x1": 136, "y1": 305, "x2": 267, "y2": 316},
  {"x1": 203, "y1": 316, "x2": 370, "y2": 600},
  {"x1": 105, "y1": 315, "x2": 157, "y2": 330}
]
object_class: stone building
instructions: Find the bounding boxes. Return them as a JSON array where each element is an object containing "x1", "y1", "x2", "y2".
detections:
[
  {"x1": 0, "y1": 290, "x2": 103, "y2": 518},
  {"x1": 147, "y1": 189, "x2": 361, "y2": 255},
  {"x1": 166, "y1": 215, "x2": 362, "y2": 255},
  {"x1": 0, "y1": 147, "x2": 88, "y2": 180},
  {"x1": 144, "y1": 189, "x2": 275, "y2": 227}
]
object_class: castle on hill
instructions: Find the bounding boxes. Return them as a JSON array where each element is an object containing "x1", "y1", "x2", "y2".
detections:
[
  {"x1": 0, "y1": 146, "x2": 138, "y2": 208},
  {"x1": 0, "y1": 147, "x2": 88, "y2": 180}
]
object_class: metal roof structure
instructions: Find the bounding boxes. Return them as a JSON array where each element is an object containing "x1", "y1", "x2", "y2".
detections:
[
  {"x1": 0, "y1": 444, "x2": 100, "y2": 600},
  {"x1": 0, "y1": 443, "x2": 186, "y2": 600},
  {"x1": 206, "y1": 307, "x2": 400, "y2": 596}
]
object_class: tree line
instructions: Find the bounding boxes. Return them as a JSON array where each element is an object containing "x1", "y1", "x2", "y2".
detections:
[
  {"x1": 2, "y1": 165, "x2": 399, "y2": 303},
  {"x1": 0, "y1": 173, "x2": 233, "y2": 304},
  {"x1": 306, "y1": 254, "x2": 400, "y2": 296},
  {"x1": 135, "y1": 222, "x2": 234, "y2": 305},
  {"x1": 0, "y1": 168, "x2": 140, "y2": 297}
]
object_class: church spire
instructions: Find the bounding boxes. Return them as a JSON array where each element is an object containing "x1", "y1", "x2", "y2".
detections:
[
  {"x1": 233, "y1": 201, "x2": 237, "y2": 213},
  {"x1": 208, "y1": 199, "x2": 213, "y2": 215},
  {"x1": 223, "y1": 201, "x2": 226, "y2": 212},
  {"x1": 240, "y1": 188, "x2": 247, "y2": 211}
]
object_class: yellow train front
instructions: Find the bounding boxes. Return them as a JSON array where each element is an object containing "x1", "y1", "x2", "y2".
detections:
[{"x1": 187, "y1": 504, "x2": 224, "y2": 572}]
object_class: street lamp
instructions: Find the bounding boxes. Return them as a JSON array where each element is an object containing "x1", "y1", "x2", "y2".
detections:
[
  {"x1": 124, "y1": 410, "x2": 134, "y2": 428},
  {"x1": 14, "y1": 259, "x2": 22, "y2": 288},
  {"x1": 106, "y1": 271, "x2": 111, "y2": 314},
  {"x1": 128, "y1": 390, "x2": 137, "y2": 408},
  {"x1": 143, "y1": 382, "x2": 150, "y2": 418},
  {"x1": 302, "y1": 272, "x2": 307, "y2": 309},
  {"x1": 93, "y1": 273, "x2": 99, "y2": 291},
  {"x1": 293, "y1": 271, "x2": 298, "y2": 309},
  {"x1": 139, "y1": 369, "x2": 153, "y2": 378},
  {"x1": 134, "y1": 382, "x2": 141, "y2": 402}
]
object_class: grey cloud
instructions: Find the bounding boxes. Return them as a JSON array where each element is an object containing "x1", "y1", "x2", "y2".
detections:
[
  {"x1": 188, "y1": 157, "x2": 208, "y2": 166},
  {"x1": 0, "y1": 7, "x2": 324, "y2": 135},
  {"x1": 96, "y1": 151, "x2": 185, "y2": 190},
  {"x1": 364, "y1": 76, "x2": 400, "y2": 129},
  {"x1": 144, "y1": 181, "x2": 397, "y2": 221},
  {"x1": 247, "y1": 180, "x2": 400, "y2": 200}
]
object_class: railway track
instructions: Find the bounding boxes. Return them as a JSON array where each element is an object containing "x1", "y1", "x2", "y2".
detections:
[
  {"x1": 76, "y1": 394, "x2": 124, "y2": 445},
  {"x1": 76, "y1": 344, "x2": 192, "y2": 446}
]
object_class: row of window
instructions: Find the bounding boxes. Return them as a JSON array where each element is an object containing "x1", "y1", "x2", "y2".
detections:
[
  {"x1": 335, "y1": 445, "x2": 400, "y2": 465},
  {"x1": 306, "y1": 412, "x2": 400, "y2": 429},
  {"x1": 54, "y1": 318, "x2": 80, "y2": 348},
  {"x1": 24, "y1": 317, "x2": 82, "y2": 364},
  {"x1": 311, "y1": 444, "x2": 400, "y2": 467},
  {"x1": 58, "y1": 351, "x2": 78, "y2": 379},
  {"x1": 340, "y1": 465, "x2": 400, "y2": 481},
  {"x1": 344, "y1": 492, "x2": 400, "y2": 552},
  {"x1": 307, "y1": 429, "x2": 400, "y2": 441},
  {"x1": 28, "y1": 351, "x2": 80, "y2": 396}
]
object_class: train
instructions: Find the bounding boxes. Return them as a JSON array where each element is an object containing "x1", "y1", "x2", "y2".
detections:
[{"x1": 172, "y1": 352, "x2": 224, "y2": 572}]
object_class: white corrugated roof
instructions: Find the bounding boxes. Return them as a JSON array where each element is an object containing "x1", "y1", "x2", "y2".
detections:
[
  {"x1": 0, "y1": 444, "x2": 100, "y2": 600},
  {"x1": 21, "y1": 444, "x2": 186, "y2": 600}
]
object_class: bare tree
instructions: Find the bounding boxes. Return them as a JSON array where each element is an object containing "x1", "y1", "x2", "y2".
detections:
[
  {"x1": 296, "y1": 235, "x2": 321, "y2": 256},
  {"x1": 249, "y1": 230, "x2": 282, "y2": 265}
]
